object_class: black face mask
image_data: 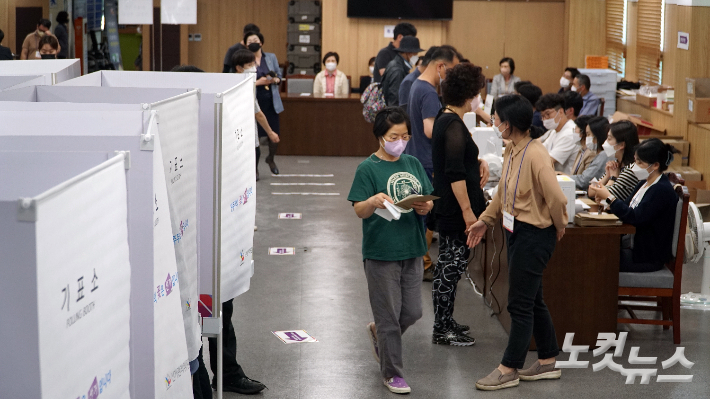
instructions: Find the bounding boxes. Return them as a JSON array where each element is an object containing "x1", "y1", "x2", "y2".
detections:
[
  {"x1": 40, "y1": 54, "x2": 56, "y2": 59},
  {"x1": 248, "y1": 43, "x2": 261, "y2": 52}
]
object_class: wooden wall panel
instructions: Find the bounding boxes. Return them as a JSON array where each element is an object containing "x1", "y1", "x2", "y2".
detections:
[
  {"x1": 687, "y1": 124, "x2": 710, "y2": 182},
  {"x1": 2, "y1": 0, "x2": 49, "y2": 55},
  {"x1": 503, "y1": 1, "x2": 565, "y2": 94},
  {"x1": 661, "y1": 2, "x2": 677, "y2": 86},
  {"x1": 565, "y1": 0, "x2": 606, "y2": 68},
  {"x1": 446, "y1": 1, "x2": 506, "y2": 81},
  {"x1": 187, "y1": 0, "x2": 287, "y2": 73}
]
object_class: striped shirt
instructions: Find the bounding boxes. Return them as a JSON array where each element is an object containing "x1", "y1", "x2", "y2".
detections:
[{"x1": 601, "y1": 163, "x2": 639, "y2": 202}]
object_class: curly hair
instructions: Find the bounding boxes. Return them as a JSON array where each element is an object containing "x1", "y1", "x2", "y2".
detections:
[{"x1": 441, "y1": 63, "x2": 484, "y2": 107}]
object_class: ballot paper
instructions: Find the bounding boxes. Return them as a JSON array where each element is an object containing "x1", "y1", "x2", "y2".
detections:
[
  {"x1": 575, "y1": 199, "x2": 591, "y2": 210},
  {"x1": 375, "y1": 201, "x2": 403, "y2": 221},
  {"x1": 272, "y1": 330, "x2": 318, "y2": 344}
]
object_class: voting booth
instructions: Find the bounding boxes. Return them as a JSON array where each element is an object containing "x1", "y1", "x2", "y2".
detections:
[
  {"x1": 0, "y1": 59, "x2": 81, "y2": 85},
  {"x1": 0, "y1": 152, "x2": 132, "y2": 398},
  {"x1": 59, "y1": 71, "x2": 258, "y2": 303},
  {"x1": 0, "y1": 75, "x2": 45, "y2": 91},
  {"x1": 0, "y1": 92, "x2": 199, "y2": 398}
]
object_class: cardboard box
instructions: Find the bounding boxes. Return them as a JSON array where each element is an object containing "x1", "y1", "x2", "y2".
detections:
[
  {"x1": 694, "y1": 189, "x2": 710, "y2": 220},
  {"x1": 660, "y1": 139, "x2": 689, "y2": 166},
  {"x1": 636, "y1": 93, "x2": 656, "y2": 108},
  {"x1": 688, "y1": 97, "x2": 710, "y2": 123},
  {"x1": 668, "y1": 166, "x2": 702, "y2": 182},
  {"x1": 685, "y1": 180, "x2": 707, "y2": 203},
  {"x1": 685, "y1": 77, "x2": 710, "y2": 98},
  {"x1": 611, "y1": 111, "x2": 666, "y2": 136}
]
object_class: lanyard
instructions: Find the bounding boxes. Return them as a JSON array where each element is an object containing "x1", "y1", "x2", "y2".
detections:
[
  {"x1": 504, "y1": 140, "x2": 532, "y2": 213},
  {"x1": 574, "y1": 149, "x2": 586, "y2": 174}
]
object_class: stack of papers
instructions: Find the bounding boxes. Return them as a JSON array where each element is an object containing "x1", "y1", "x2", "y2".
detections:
[{"x1": 574, "y1": 212, "x2": 622, "y2": 227}]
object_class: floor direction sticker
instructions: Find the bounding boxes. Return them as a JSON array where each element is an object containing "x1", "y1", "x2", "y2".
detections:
[
  {"x1": 272, "y1": 330, "x2": 318, "y2": 344},
  {"x1": 269, "y1": 247, "x2": 296, "y2": 255},
  {"x1": 278, "y1": 213, "x2": 302, "y2": 220}
]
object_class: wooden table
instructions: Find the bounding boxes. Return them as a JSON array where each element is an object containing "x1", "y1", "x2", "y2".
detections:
[
  {"x1": 468, "y1": 221, "x2": 635, "y2": 347},
  {"x1": 278, "y1": 93, "x2": 376, "y2": 156}
]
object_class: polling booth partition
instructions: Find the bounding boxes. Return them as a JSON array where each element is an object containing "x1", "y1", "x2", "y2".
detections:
[
  {"x1": 0, "y1": 75, "x2": 46, "y2": 91},
  {"x1": 0, "y1": 94, "x2": 200, "y2": 398},
  {"x1": 0, "y1": 152, "x2": 133, "y2": 399},
  {"x1": 0, "y1": 59, "x2": 81, "y2": 85},
  {"x1": 59, "y1": 70, "x2": 259, "y2": 305}
]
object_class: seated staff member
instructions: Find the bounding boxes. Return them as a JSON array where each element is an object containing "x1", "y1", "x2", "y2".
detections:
[
  {"x1": 570, "y1": 116, "x2": 610, "y2": 190},
  {"x1": 569, "y1": 115, "x2": 594, "y2": 175},
  {"x1": 348, "y1": 107, "x2": 434, "y2": 395},
  {"x1": 515, "y1": 82, "x2": 543, "y2": 129},
  {"x1": 559, "y1": 67, "x2": 580, "y2": 93},
  {"x1": 431, "y1": 63, "x2": 487, "y2": 347},
  {"x1": 563, "y1": 90, "x2": 583, "y2": 122},
  {"x1": 467, "y1": 95, "x2": 568, "y2": 391},
  {"x1": 592, "y1": 139, "x2": 680, "y2": 272},
  {"x1": 232, "y1": 49, "x2": 281, "y2": 181},
  {"x1": 313, "y1": 51, "x2": 350, "y2": 97},
  {"x1": 537, "y1": 93, "x2": 577, "y2": 174},
  {"x1": 490, "y1": 57, "x2": 521, "y2": 98},
  {"x1": 588, "y1": 120, "x2": 640, "y2": 202},
  {"x1": 358, "y1": 57, "x2": 376, "y2": 94}
]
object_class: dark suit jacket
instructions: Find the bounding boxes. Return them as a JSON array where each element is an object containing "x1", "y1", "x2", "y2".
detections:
[
  {"x1": 610, "y1": 174, "x2": 678, "y2": 265},
  {"x1": 0, "y1": 46, "x2": 13, "y2": 60}
]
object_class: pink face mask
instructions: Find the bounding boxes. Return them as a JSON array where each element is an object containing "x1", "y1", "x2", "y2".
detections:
[
  {"x1": 470, "y1": 96, "x2": 481, "y2": 112},
  {"x1": 381, "y1": 138, "x2": 408, "y2": 157}
]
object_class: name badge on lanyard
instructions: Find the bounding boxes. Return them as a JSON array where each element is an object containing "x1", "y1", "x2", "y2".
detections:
[
  {"x1": 503, "y1": 140, "x2": 532, "y2": 233},
  {"x1": 503, "y1": 211, "x2": 515, "y2": 232}
]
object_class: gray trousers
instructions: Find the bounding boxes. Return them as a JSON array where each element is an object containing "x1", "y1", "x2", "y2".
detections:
[{"x1": 364, "y1": 257, "x2": 424, "y2": 379}]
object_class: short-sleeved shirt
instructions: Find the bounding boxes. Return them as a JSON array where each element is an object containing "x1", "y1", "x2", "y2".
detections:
[
  {"x1": 348, "y1": 154, "x2": 434, "y2": 261},
  {"x1": 542, "y1": 119, "x2": 577, "y2": 175},
  {"x1": 601, "y1": 163, "x2": 640, "y2": 202},
  {"x1": 373, "y1": 43, "x2": 398, "y2": 83},
  {"x1": 404, "y1": 79, "x2": 441, "y2": 170},
  {"x1": 398, "y1": 68, "x2": 421, "y2": 113},
  {"x1": 22, "y1": 31, "x2": 44, "y2": 60}
]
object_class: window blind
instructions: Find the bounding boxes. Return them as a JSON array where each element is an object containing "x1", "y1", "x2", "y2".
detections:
[
  {"x1": 637, "y1": 0, "x2": 663, "y2": 85},
  {"x1": 606, "y1": 0, "x2": 625, "y2": 74}
]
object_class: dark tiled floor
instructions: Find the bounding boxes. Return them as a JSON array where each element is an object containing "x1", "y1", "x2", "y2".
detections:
[{"x1": 205, "y1": 153, "x2": 710, "y2": 398}]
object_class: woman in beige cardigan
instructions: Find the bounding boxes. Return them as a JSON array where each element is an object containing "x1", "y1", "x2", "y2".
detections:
[{"x1": 313, "y1": 52, "x2": 350, "y2": 97}]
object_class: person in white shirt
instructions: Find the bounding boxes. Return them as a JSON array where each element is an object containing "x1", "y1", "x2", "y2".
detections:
[{"x1": 536, "y1": 93, "x2": 578, "y2": 175}]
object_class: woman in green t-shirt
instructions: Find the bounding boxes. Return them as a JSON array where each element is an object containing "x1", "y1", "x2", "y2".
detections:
[{"x1": 347, "y1": 107, "x2": 434, "y2": 395}]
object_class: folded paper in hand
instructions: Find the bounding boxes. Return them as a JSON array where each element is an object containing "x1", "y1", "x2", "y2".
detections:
[{"x1": 375, "y1": 201, "x2": 403, "y2": 221}]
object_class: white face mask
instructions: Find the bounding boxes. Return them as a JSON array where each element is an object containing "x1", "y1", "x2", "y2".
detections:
[
  {"x1": 369, "y1": 66, "x2": 375, "y2": 74},
  {"x1": 469, "y1": 96, "x2": 481, "y2": 112},
  {"x1": 542, "y1": 109, "x2": 560, "y2": 131},
  {"x1": 437, "y1": 65, "x2": 447, "y2": 85},
  {"x1": 602, "y1": 140, "x2": 618, "y2": 157},
  {"x1": 560, "y1": 76, "x2": 570, "y2": 87},
  {"x1": 493, "y1": 120, "x2": 508, "y2": 139},
  {"x1": 409, "y1": 55, "x2": 419, "y2": 66},
  {"x1": 585, "y1": 136, "x2": 596, "y2": 151},
  {"x1": 631, "y1": 163, "x2": 654, "y2": 181},
  {"x1": 243, "y1": 66, "x2": 257, "y2": 74},
  {"x1": 570, "y1": 85, "x2": 578, "y2": 92},
  {"x1": 325, "y1": 62, "x2": 337, "y2": 72}
]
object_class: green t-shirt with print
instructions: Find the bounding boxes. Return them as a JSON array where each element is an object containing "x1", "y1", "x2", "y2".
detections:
[{"x1": 347, "y1": 154, "x2": 434, "y2": 261}]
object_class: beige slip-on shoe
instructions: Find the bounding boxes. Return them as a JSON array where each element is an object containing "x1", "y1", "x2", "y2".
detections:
[
  {"x1": 518, "y1": 360, "x2": 562, "y2": 381},
  {"x1": 475, "y1": 368, "x2": 520, "y2": 391}
]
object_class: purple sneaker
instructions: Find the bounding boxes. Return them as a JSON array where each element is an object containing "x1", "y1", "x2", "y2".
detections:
[
  {"x1": 366, "y1": 322, "x2": 380, "y2": 363},
  {"x1": 383, "y1": 376, "x2": 411, "y2": 394}
]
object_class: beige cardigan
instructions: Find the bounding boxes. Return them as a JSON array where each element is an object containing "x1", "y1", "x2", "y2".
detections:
[{"x1": 313, "y1": 69, "x2": 350, "y2": 97}]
